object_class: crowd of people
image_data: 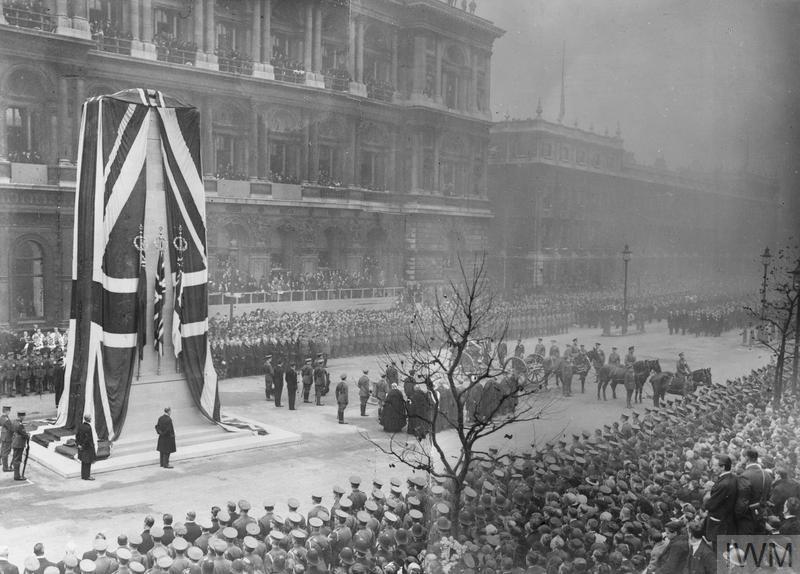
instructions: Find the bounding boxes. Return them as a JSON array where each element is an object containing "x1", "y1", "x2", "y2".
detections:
[
  {"x1": 0, "y1": 326, "x2": 66, "y2": 398},
  {"x1": 3, "y1": 364, "x2": 798, "y2": 573},
  {"x1": 209, "y1": 267, "x2": 389, "y2": 297}
]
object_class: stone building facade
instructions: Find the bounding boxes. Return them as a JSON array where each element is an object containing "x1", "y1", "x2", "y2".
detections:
[
  {"x1": 0, "y1": 0, "x2": 502, "y2": 326},
  {"x1": 489, "y1": 114, "x2": 780, "y2": 290}
]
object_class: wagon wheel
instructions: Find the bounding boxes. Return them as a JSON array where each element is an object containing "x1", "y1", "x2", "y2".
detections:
[
  {"x1": 524, "y1": 353, "x2": 546, "y2": 390},
  {"x1": 505, "y1": 356, "x2": 527, "y2": 379}
]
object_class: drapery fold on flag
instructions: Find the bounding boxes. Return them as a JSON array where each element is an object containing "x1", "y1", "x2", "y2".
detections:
[
  {"x1": 153, "y1": 249, "x2": 165, "y2": 356},
  {"x1": 55, "y1": 88, "x2": 222, "y2": 441}
]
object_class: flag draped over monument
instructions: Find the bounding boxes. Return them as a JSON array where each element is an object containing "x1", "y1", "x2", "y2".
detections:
[{"x1": 57, "y1": 89, "x2": 221, "y2": 441}]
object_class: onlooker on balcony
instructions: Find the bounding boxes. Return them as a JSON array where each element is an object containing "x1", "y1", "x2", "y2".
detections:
[{"x1": 3, "y1": 0, "x2": 54, "y2": 32}]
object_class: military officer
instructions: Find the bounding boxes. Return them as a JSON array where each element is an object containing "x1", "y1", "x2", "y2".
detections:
[
  {"x1": 273, "y1": 360, "x2": 285, "y2": 408},
  {"x1": 314, "y1": 360, "x2": 328, "y2": 406},
  {"x1": 301, "y1": 358, "x2": 314, "y2": 403},
  {"x1": 263, "y1": 355, "x2": 274, "y2": 401},
  {"x1": 357, "y1": 370, "x2": 371, "y2": 417},
  {"x1": 335, "y1": 374, "x2": 349, "y2": 424},
  {"x1": 624, "y1": 346, "x2": 637, "y2": 366},
  {"x1": 16, "y1": 354, "x2": 31, "y2": 396},
  {"x1": 0, "y1": 405, "x2": 12, "y2": 472},
  {"x1": 533, "y1": 338, "x2": 546, "y2": 356},
  {"x1": 676, "y1": 352, "x2": 691, "y2": 380},
  {"x1": 548, "y1": 340, "x2": 560, "y2": 358},
  {"x1": 11, "y1": 410, "x2": 29, "y2": 481},
  {"x1": 608, "y1": 346, "x2": 621, "y2": 365},
  {"x1": 285, "y1": 362, "x2": 299, "y2": 410}
]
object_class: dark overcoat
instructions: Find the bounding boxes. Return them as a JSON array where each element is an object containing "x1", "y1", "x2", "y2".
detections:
[
  {"x1": 75, "y1": 421, "x2": 95, "y2": 463},
  {"x1": 156, "y1": 413, "x2": 176, "y2": 454}
]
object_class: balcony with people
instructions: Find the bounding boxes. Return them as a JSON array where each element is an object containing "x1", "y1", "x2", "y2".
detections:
[
  {"x1": 2, "y1": 0, "x2": 55, "y2": 32},
  {"x1": 90, "y1": 19, "x2": 132, "y2": 55}
]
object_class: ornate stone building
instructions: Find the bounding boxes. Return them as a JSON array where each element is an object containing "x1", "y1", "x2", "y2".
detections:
[
  {"x1": 0, "y1": 0, "x2": 502, "y2": 326},
  {"x1": 489, "y1": 113, "x2": 780, "y2": 290}
]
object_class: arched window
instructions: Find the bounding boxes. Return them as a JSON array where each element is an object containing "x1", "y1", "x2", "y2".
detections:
[{"x1": 13, "y1": 240, "x2": 45, "y2": 320}]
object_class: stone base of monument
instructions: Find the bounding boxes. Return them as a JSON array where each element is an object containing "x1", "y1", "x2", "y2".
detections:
[{"x1": 28, "y1": 374, "x2": 300, "y2": 478}]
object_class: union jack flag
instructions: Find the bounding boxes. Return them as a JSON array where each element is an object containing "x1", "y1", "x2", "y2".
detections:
[{"x1": 153, "y1": 249, "x2": 165, "y2": 356}]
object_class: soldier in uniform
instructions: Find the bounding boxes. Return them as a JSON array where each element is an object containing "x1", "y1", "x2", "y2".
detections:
[
  {"x1": 285, "y1": 362, "x2": 298, "y2": 410},
  {"x1": 608, "y1": 346, "x2": 621, "y2": 366},
  {"x1": 32, "y1": 351, "x2": 45, "y2": 395},
  {"x1": 313, "y1": 359, "x2": 328, "y2": 406},
  {"x1": 357, "y1": 370, "x2": 371, "y2": 417},
  {"x1": 737, "y1": 448, "x2": 773, "y2": 534},
  {"x1": 263, "y1": 355, "x2": 274, "y2": 402},
  {"x1": 301, "y1": 358, "x2": 314, "y2": 404},
  {"x1": 0, "y1": 405, "x2": 12, "y2": 472},
  {"x1": 335, "y1": 374, "x2": 349, "y2": 424},
  {"x1": 16, "y1": 354, "x2": 31, "y2": 396},
  {"x1": 373, "y1": 375, "x2": 388, "y2": 421},
  {"x1": 533, "y1": 338, "x2": 546, "y2": 357},
  {"x1": 676, "y1": 352, "x2": 691, "y2": 385},
  {"x1": 273, "y1": 360, "x2": 285, "y2": 408},
  {"x1": 548, "y1": 340, "x2": 560, "y2": 359},
  {"x1": 11, "y1": 410, "x2": 29, "y2": 481},
  {"x1": 514, "y1": 339, "x2": 525, "y2": 358},
  {"x1": 573, "y1": 344, "x2": 591, "y2": 394},
  {"x1": 624, "y1": 346, "x2": 636, "y2": 367}
]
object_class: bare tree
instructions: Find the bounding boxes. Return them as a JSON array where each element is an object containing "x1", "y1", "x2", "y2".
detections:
[
  {"x1": 361, "y1": 254, "x2": 557, "y2": 535},
  {"x1": 745, "y1": 241, "x2": 800, "y2": 404}
]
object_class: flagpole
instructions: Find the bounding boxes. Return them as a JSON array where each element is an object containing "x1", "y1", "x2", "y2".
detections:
[
  {"x1": 154, "y1": 228, "x2": 166, "y2": 377},
  {"x1": 173, "y1": 224, "x2": 187, "y2": 374},
  {"x1": 134, "y1": 224, "x2": 147, "y2": 381}
]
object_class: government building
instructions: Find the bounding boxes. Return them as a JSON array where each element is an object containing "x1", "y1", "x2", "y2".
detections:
[
  {"x1": 488, "y1": 109, "x2": 780, "y2": 291},
  {"x1": 0, "y1": 0, "x2": 503, "y2": 326}
]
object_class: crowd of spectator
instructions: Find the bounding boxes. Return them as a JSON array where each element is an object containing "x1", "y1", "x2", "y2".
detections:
[
  {"x1": 90, "y1": 19, "x2": 132, "y2": 41},
  {"x1": 3, "y1": 0, "x2": 54, "y2": 31},
  {"x1": 209, "y1": 267, "x2": 389, "y2": 296},
  {"x1": 3, "y1": 363, "x2": 798, "y2": 573}
]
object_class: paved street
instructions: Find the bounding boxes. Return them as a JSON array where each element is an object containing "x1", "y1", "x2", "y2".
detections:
[{"x1": 0, "y1": 319, "x2": 772, "y2": 563}]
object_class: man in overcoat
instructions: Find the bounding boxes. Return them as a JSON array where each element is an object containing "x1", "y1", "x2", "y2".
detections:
[
  {"x1": 76, "y1": 414, "x2": 96, "y2": 480},
  {"x1": 156, "y1": 407, "x2": 176, "y2": 469},
  {"x1": 703, "y1": 454, "x2": 738, "y2": 551}
]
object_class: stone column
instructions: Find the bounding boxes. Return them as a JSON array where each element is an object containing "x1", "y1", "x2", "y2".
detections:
[
  {"x1": 193, "y1": 0, "x2": 204, "y2": 50},
  {"x1": 56, "y1": 0, "x2": 70, "y2": 33},
  {"x1": 58, "y1": 77, "x2": 70, "y2": 162},
  {"x1": 347, "y1": 17, "x2": 355, "y2": 79},
  {"x1": 301, "y1": 120, "x2": 310, "y2": 182},
  {"x1": 388, "y1": 131, "x2": 397, "y2": 192},
  {"x1": 202, "y1": 99, "x2": 214, "y2": 177},
  {"x1": 412, "y1": 34, "x2": 426, "y2": 96},
  {"x1": 434, "y1": 38, "x2": 442, "y2": 102},
  {"x1": 304, "y1": 4, "x2": 313, "y2": 72},
  {"x1": 205, "y1": 0, "x2": 215, "y2": 55},
  {"x1": 355, "y1": 17, "x2": 365, "y2": 84},
  {"x1": 262, "y1": 0, "x2": 272, "y2": 63},
  {"x1": 410, "y1": 131, "x2": 419, "y2": 191},
  {"x1": 390, "y1": 29, "x2": 398, "y2": 89},
  {"x1": 309, "y1": 119, "x2": 320, "y2": 182},
  {"x1": 74, "y1": 78, "x2": 85, "y2": 161},
  {"x1": 249, "y1": 106, "x2": 259, "y2": 179},
  {"x1": 433, "y1": 130, "x2": 440, "y2": 193},
  {"x1": 263, "y1": 123, "x2": 271, "y2": 177},
  {"x1": 484, "y1": 55, "x2": 492, "y2": 116},
  {"x1": 0, "y1": 103, "x2": 6, "y2": 160},
  {"x1": 251, "y1": 0, "x2": 261, "y2": 62},
  {"x1": 470, "y1": 48, "x2": 479, "y2": 112},
  {"x1": 313, "y1": 3, "x2": 322, "y2": 73},
  {"x1": 141, "y1": 0, "x2": 152, "y2": 42}
]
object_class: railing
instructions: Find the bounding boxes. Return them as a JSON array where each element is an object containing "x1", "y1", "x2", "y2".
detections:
[
  {"x1": 366, "y1": 83, "x2": 394, "y2": 102},
  {"x1": 156, "y1": 46, "x2": 197, "y2": 65},
  {"x1": 323, "y1": 74, "x2": 350, "y2": 92},
  {"x1": 218, "y1": 55, "x2": 254, "y2": 76},
  {"x1": 208, "y1": 286, "x2": 404, "y2": 306},
  {"x1": 94, "y1": 35, "x2": 132, "y2": 55},
  {"x1": 273, "y1": 66, "x2": 306, "y2": 84},
  {"x1": 3, "y1": 5, "x2": 55, "y2": 32}
]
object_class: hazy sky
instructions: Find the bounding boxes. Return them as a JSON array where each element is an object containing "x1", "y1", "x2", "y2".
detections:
[{"x1": 479, "y1": 0, "x2": 800, "y2": 175}]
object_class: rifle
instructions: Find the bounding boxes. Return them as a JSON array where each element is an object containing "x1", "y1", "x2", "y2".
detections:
[{"x1": 22, "y1": 438, "x2": 30, "y2": 478}]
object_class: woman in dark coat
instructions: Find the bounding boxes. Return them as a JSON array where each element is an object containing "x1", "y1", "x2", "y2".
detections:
[
  {"x1": 381, "y1": 384, "x2": 407, "y2": 433},
  {"x1": 156, "y1": 406, "x2": 176, "y2": 468},
  {"x1": 75, "y1": 414, "x2": 96, "y2": 480},
  {"x1": 434, "y1": 381, "x2": 457, "y2": 432}
]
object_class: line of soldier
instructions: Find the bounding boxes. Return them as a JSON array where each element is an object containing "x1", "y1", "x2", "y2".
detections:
[
  {"x1": 0, "y1": 347, "x2": 65, "y2": 399},
  {"x1": 0, "y1": 406, "x2": 30, "y2": 481}
]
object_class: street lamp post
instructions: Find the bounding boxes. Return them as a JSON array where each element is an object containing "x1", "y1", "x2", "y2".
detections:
[
  {"x1": 760, "y1": 247, "x2": 772, "y2": 343},
  {"x1": 791, "y1": 259, "x2": 800, "y2": 392},
  {"x1": 622, "y1": 244, "x2": 632, "y2": 335}
]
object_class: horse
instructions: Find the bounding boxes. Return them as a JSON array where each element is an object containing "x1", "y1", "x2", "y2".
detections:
[
  {"x1": 559, "y1": 359, "x2": 574, "y2": 397},
  {"x1": 650, "y1": 367, "x2": 712, "y2": 405},
  {"x1": 632, "y1": 359, "x2": 661, "y2": 404},
  {"x1": 541, "y1": 356, "x2": 564, "y2": 388},
  {"x1": 597, "y1": 364, "x2": 628, "y2": 401}
]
